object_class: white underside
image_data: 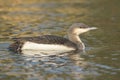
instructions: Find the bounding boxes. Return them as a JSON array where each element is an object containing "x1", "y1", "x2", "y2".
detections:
[{"x1": 21, "y1": 41, "x2": 75, "y2": 56}]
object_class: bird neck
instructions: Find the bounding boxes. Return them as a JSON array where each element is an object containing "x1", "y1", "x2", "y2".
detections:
[{"x1": 68, "y1": 34, "x2": 85, "y2": 50}]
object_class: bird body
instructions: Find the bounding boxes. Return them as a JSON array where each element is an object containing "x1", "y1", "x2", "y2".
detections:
[{"x1": 9, "y1": 23, "x2": 97, "y2": 55}]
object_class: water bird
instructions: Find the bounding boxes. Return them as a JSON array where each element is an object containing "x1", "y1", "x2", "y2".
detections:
[{"x1": 9, "y1": 23, "x2": 97, "y2": 55}]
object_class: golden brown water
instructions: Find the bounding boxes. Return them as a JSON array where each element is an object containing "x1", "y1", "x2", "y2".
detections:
[{"x1": 0, "y1": 0, "x2": 120, "y2": 80}]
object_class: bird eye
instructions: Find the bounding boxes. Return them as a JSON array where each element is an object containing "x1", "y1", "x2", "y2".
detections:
[
  {"x1": 79, "y1": 25, "x2": 89, "y2": 28},
  {"x1": 79, "y1": 26, "x2": 83, "y2": 28},
  {"x1": 79, "y1": 26, "x2": 85, "y2": 28}
]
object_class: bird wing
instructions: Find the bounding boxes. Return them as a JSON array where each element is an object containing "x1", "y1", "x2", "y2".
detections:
[{"x1": 12, "y1": 35, "x2": 77, "y2": 48}]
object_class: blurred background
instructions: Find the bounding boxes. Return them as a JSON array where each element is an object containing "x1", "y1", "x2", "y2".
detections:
[{"x1": 0, "y1": 0, "x2": 120, "y2": 80}]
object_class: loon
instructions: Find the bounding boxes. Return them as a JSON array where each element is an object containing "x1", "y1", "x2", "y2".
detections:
[{"x1": 9, "y1": 23, "x2": 97, "y2": 55}]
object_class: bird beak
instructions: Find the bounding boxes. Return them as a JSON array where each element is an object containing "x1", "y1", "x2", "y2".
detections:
[{"x1": 88, "y1": 27, "x2": 97, "y2": 30}]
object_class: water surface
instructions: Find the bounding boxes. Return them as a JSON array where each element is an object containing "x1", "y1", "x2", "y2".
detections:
[{"x1": 0, "y1": 0, "x2": 120, "y2": 80}]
